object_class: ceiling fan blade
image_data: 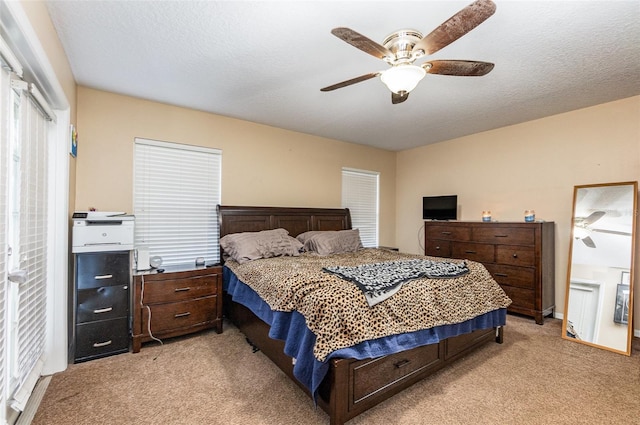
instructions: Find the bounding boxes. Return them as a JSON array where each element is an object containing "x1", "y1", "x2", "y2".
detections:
[
  {"x1": 392, "y1": 92, "x2": 409, "y2": 104},
  {"x1": 425, "y1": 60, "x2": 494, "y2": 76},
  {"x1": 583, "y1": 211, "x2": 606, "y2": 225},
  {"x1": 581, "y1": 236, "x2": 596, "y2": 248},
  {"x1": 412, "y1": 0, "x2": 497, "y2": 56},
  {"x1": 331, "y1": 27, "x2": 393, "y2": 61},
  {"x1": 320, "y1": 72, "x2": 379, "y2": 92},
  {"x1": 591, "y1": 229, "x2": 632, "y2": 237}
]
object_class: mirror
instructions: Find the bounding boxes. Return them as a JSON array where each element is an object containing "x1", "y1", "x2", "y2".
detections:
[{"x1": 563, "y1": 181, "x2": 637, "y2": 355}]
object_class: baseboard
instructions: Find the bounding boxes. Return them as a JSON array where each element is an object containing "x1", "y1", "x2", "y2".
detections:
[{"x1": 14, "y1": 375, "x2": 51, "y2": 425}]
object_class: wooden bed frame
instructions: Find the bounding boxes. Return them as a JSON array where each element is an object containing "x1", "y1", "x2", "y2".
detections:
[{"x1": 218, "y1": 205, "x2": 504, "y2": 425}]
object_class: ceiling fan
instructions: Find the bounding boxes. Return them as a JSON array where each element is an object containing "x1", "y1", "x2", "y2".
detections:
[
  {"x1": 320, "y1": 0, "x2": 497, "y2": 104},
  {"x1": 574, "y1": 211, "x2": 632, "y2": 248}
]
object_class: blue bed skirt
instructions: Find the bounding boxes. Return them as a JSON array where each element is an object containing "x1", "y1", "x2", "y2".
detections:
[{"x1": 224, "y1": 266, "x2": 507, "y2": 401}]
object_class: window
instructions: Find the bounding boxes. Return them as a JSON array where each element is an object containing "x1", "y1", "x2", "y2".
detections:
[
  {"x1": 1, "y1": 5, "x2": 71, "y2": 419},
  {"x1": 133, "y1": 138, "x2": 222, "y2": 266},
  {"x1": 1, "y1": 35, "x2": 57, "y2": 414},
  {"x1": 342, "y1": 168, "x2": 379, "y2": 247}
]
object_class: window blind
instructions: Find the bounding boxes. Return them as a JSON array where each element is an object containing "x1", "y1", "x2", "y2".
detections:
[
  {"x1": 8, "y1": 79, "x2": 49, "y2": 410},
  {"x1": 133, "y1": 138, "x2": 222, "y2": 266},
  {"x1": 342, "y1": 168, "x2": 379, "y2": 247},
  {"x1": 0, "y1": 61, "x2": 10, "y2": 416}
]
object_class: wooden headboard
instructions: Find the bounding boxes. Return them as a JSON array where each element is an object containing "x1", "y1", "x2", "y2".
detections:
[
  {"x1": 217, "y1": 205, "x2": 352, "y2": 237},
  {"x1": 217, "y1": 205, "x2": 352, "y2": 263}
]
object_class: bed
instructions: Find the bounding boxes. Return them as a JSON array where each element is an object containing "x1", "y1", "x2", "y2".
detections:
[{"x1": 217, "y1": 205, "x2": 509, "y2": 425}]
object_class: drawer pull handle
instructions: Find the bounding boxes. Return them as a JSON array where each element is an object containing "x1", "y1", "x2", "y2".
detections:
[
  {"x1": 94, "y1": 274, "x2": 113, "y2": 280},
  {"x1": 465, "y1": 250, "x2": 477, "y2": 254},
  {"x1": 494, "y1": 235, "x2": 509, "y2": 238},
  {"x1": 174, "y1": 287, "x2": 191, "y2": 292},
  {"x1": 175, "y1": 312, "x2": 191, "y2": 318},
  {"x1": 435, "y1": 246, "x2": 441, "y2": 250},
  {"x1": 495, "y1": 273, "x2": 508, "y2": 277},
  {"x1": 93, "y1": 340, "x2": 112, "y2": 348},
  {"x1": 512, "y1": 253, "x2": 518, "y2": 258},
  {"x1": 394, "y1": 359, "x2": 411, "y2": 369},
  {"x1": 93, "y1": 307, "x2": 113, "y2": 314},
  {"x1": 441, "y1": 231, "x2": 452, "y2": 235}
]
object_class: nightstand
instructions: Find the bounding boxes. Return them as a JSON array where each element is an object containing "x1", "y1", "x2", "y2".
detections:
[{"x1": 132, "y1": 265, "x2": 223, "y2": 352}]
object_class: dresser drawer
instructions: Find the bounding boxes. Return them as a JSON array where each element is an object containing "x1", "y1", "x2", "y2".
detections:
[
  {"x1": 425, "y1": 239, "x2": 451, "y2": 257},
  {"x1": 451, "y1": 242, "x2": 495, "y2": 263},
  {"x1": 425, "y1": 225, "x2": 470, "y2": 241},
  {"x1": 75, "y1": 317, "x2": 130, "y2": 361},
  {"x1": 76, "y1": 252, "x2": 131, "y2": 289},
  {"x1": 501, "y1": 286, "x2": 535, "y2": 310},
  {"x1": 496, "y1": 245, "x2": 535, "y2": 267},
  {"x1": 351, "y1": 343, "x2": 441, "y2": 404},
  {"x1": 77, "y1": 285, "x2": 129, "y2": 323},
  {"x1": 472, "y1": 227, "x2": 534, "y2": 245},
  {"x1": 485, "y1": 264, "x2": 535, "y2": 289},
  {"x1": 140, "y1": 274, "x2": 219, "y2": 304},
  {"x1": 143, "y1": 296, "x2": 218, "y2": 333}
]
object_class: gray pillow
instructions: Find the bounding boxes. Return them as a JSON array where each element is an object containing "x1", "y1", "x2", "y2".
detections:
[
  {"x1": 220, "y1": 228, "x2": 304, "y2": 264},
  {"x1": 295, "y1": 230, "x2": 326, "y2": 245},
  {"x1": 298, "y1": 229, "x2": 363, "y2": 256}
]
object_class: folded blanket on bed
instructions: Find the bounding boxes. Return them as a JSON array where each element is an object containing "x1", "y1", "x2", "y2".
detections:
[{"x1": 323, "y1": 259, "x2": 469, "y2": 306}]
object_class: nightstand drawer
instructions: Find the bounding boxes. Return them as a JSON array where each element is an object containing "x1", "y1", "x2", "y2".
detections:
[
  {"x1": 143, "y1": 295, "x2": 218, "y2": 333},
  {"x1": 141, "y1": 274, "x2": 219, "y2": 304},
  {"x1": 76, "y1": 252, "x2": 131, "y2": 289},
  {"x1": 77, "y1": 285, "x2": 129, "y2": 323},
  {"x1": 451, "y1": 242, "x2": 495, "y2": 263}
]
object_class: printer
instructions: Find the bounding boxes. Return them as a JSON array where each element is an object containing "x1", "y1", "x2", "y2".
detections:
[{"x1": 72, "y1": 211, "x2": 135, "y2": 253}]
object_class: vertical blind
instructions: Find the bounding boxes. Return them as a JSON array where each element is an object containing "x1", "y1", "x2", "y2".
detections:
[
  {"x1": 2, "y1": 33, "x2": 53, "y2": 412},
  {"x1": 342, "y1": 168, "x2": 379, "y2": 247},
  {"x1": 133, "y1": 138, "x2": 222, "y2": 266},
  {"x1": 0, "y1": 59, "x2": 10, "y2": 417},
  {"x1": 10, "y1": 82, "x2": 49, "y2": 409}
]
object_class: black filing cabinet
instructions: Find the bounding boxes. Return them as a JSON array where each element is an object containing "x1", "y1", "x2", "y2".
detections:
[{"x1": 73, "y1": 251, "x2": 131, "y2": 362}]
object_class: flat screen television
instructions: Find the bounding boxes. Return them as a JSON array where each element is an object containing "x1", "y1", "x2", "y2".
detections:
[{"x1": 423, "y1": 195, "x2": 458, "y2": 220}]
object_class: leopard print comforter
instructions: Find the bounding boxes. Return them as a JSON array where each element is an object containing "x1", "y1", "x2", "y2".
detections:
[{"x1": 225, "y1": 248, "x2": 511, "y2": 362}]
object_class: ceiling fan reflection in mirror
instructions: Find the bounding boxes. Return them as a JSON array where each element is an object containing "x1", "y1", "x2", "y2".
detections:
[
  {"x1": 320, "y1": 0, "x2": 497, "y2": 104},
  {"x1": 574, "y1": 211, "x2": 632, "y2": 248}
]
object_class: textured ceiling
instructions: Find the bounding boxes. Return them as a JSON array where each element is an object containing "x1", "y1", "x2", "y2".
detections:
[{"x1": 45, "y1": 1, "x2": 640, "y2": 151}]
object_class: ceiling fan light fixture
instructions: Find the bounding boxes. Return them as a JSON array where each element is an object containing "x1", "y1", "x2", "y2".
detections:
[
  {"x1": 573, "y1": 226, "x2": 589, "y2": 240},
  {"x1": 380, "y1": 65, "x2": 426, "y2": 94}
]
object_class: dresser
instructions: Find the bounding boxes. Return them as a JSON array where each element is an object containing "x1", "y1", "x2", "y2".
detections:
[
  {"x1": 424, "y1": 221, "x2": 555, "y2": 324},
  {"x1": 132, "y1": 265, "x2": 223, "y2": 352},
  {"x1": 73, "y1": 251, "x2": 131, "y2": 362}
]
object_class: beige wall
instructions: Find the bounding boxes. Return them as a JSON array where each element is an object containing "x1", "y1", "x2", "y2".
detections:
[
  {"x1": 396, "y1": 95, "x2": 640, "y2": 325},
  {"x1": 75, "y1": 87, "x2": 397, "y2": 246},
  {"x1": 21, "y1": 0, "x2": 78, "y2": 214}
]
